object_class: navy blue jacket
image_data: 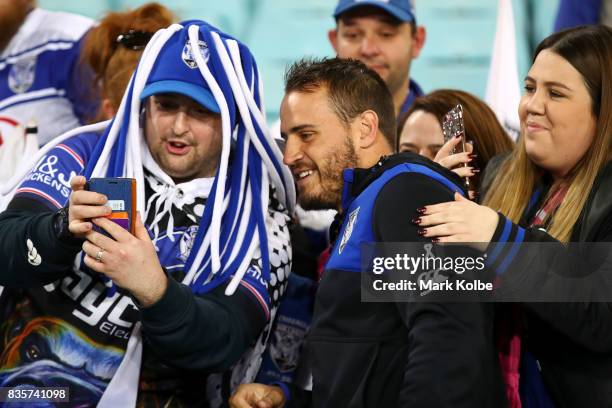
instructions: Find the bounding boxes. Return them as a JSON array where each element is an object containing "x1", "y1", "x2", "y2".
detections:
[{"x1": 308, "y1": 153, "x2": 507, "y2": 408}]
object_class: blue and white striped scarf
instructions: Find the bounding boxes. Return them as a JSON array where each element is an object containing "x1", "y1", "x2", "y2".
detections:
[{"x1": 0, "y1": 20, "x2": 295, "y2": 406}]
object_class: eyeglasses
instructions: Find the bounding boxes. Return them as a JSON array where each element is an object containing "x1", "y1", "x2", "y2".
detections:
[{"x1": 116, "y1": 30, "x2": 154, "y2": 50}]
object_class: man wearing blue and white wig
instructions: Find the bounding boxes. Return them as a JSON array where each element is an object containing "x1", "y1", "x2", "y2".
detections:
[{"x1": 0, "y1": 20, "x2": 295, "y2": 407}]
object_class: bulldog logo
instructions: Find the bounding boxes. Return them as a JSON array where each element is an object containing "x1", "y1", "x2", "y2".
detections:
[
  {"x1": 339, "y1": 207, "x2": 360, "y2": 254},
  {"x1": 269, "y1": 323, "x2": 304, "y2": 373},
  {"x1": 182, "y1": 40, "x2": 210, "y2": 69},
  {"x1": 8, "y1": 56, "x2": 36, "y2": 94}
]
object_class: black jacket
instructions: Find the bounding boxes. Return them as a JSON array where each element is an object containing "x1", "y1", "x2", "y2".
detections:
[
  {"x1": 484, "y1": 158, "x2": 612, "y2": 408},
  {"x1": 308, "y1": 153, "x2": 507, "y2": 408},
  {"x1": 0, "y1": 183, "x2": 269, "y2": 405}
]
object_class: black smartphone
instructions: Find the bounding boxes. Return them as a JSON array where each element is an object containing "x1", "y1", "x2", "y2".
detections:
[{"x1": 86, "y1": 178, "x2": 136, "y2": 235}]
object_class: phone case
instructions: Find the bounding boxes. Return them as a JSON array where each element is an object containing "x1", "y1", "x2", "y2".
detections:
[
  {"x1": 86, "y1": 178, "x2": 136, "y2": 235},
  {"x1": 442, "y1": 104, "x2": 471, "y2": 191},
  {"x1": 442, "y1": 104, "x2": 466, "y2": 154}
]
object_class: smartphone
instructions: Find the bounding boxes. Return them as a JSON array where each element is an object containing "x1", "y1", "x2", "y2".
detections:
[
  {"x1": 442, "y1": 104, "x2": 466, "y2": 154},
  {"x1": 442, "y1": 104, "x2": 471, "y2": 190},
  {"x1": 86, "y1": 178, "x2": 136, "y2": 235}
]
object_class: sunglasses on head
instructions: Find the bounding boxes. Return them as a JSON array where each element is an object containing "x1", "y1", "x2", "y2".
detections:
[{"x1": 116, "y1": 30, "x2": 154, "y2": 50}]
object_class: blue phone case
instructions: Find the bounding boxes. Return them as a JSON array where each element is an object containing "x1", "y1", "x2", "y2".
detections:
[{"x1": 86, "y1": 178, "x2": 136, "y2": 235}]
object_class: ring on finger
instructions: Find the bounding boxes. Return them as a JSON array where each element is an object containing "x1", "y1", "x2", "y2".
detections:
[{"x1": 95, "y1": 249, "x2": 105, "y2": 262}]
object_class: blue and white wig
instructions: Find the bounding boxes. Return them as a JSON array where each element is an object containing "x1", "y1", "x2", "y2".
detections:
[{"x1": 1, "y1": 20, "x2": 295, "y2": 296}]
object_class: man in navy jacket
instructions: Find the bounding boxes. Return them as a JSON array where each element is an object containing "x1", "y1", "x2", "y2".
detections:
[{"x1": 231, "y1": 57, "x2": 506, "y2": 407}]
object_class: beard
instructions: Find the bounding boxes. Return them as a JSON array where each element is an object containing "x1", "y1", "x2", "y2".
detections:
[
  {"x1": 0, "y1": 1, "x2": 33, "y2": 51},
  {"x1": 298, "y1": 135, "x2": 358, "y2": 211}
]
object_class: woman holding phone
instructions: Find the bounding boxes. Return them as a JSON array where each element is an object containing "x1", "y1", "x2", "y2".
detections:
[
  {"x1": 415, "y1": 25, "x2": 612, "y2": 407},
  {"x1": 398, "y1": 89, "x2": 514, "y2": 199}
]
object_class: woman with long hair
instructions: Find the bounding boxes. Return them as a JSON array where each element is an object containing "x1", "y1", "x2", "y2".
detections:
[
  {"x1": 415, "y1": 25, "x2": 612, "y2": 407},
  {"x1": 398, "y1": 89, "x2": 514, "y2": 166},
  {"x1": 398, "y1": 89, "x2": 514, "y2": 198}
]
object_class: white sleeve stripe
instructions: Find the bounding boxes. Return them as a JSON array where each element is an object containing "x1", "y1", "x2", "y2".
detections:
[
  {"x1": 0, "y1": 41, "x2": 75, "y2": 70},
  {"x1": 15, "y1": 187, "x2": 62, "y2": 208},
  {"x1": 0, "y1": 88, "x2": 66, "y2": 111}
]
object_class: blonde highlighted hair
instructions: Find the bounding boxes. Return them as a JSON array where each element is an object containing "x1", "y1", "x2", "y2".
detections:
[{"x1": 483, "y1": 25, "x2": 612, "y2": 242}]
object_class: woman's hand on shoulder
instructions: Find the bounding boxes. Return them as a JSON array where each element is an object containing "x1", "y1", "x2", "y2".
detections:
[{"x1": 414, "y1": 192, "x2": 498, "y2": 244}]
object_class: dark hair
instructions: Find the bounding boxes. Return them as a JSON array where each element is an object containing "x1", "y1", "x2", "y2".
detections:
[
  {"x1": 533, "y1": 24, "x2": 612, "y2": 174},
  {"x1": 284, "y1": 57, "x2": 397, "y2": 147},
  {"x1": 397, "y1": 89, "x2": 514, "y2": 170},
  {"x1": 535, "y1": 25, "x2": 612, "y2": 119}
]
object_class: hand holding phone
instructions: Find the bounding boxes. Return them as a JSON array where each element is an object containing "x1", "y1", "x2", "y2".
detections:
[
  {"x1": 80, "y1": 178, "x2": 167, "y2": 306},
  {"x1": 85, "y1": 178, "x2": 136, "y2": 236},
  {"x1": 67, "y1": 176, "x2": 111, "y2": 238},
  {"x1": 442, "y1": 105, "x2": 471, "y2": 191}
]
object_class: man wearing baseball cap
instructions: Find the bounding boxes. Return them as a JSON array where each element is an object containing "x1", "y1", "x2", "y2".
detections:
[
  {"x1": 0, "y1": 20, "x2": 294, "y2": 407},
  {"x1": 329, "y1": 0, "x2": 426, "y2": 117}
]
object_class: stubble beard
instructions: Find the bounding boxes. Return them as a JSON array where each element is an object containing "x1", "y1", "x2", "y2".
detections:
[{"x1": 298, "y1": 136, "x2": 358, "y2": 211}]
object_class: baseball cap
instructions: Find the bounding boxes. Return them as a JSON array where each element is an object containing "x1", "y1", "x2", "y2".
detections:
[
  {"x1": 140, "y1": 23, "x2": 220, "y2": 113},
  {"x1": 333, "y1": 0, "x2": 416, "y2": 23}
]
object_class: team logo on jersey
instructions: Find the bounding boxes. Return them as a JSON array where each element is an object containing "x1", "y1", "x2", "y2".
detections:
[
  {"x1": 179, "y1": 225, "x2": 199, "y2": 261},
  {"x1": 8, "y1": 56, "x2": 36, "y2": 94},
  {"x1": 339, "y1": 207, "x2": 360, "y2": 254},
  {"x1": 269, "y1": 323, "x2": 304, "y2": 372},
  {"x1": 181, "y1": 40, "x2": 210, "y2": 69}
]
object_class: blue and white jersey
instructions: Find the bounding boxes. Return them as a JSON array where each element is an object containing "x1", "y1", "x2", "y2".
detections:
[
  {"x1": 4, "y1": 131, "x2": 292, "y2": 406},
  {"x1": 0, "y1": 8, "x2": 95, "y2": 146}
]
